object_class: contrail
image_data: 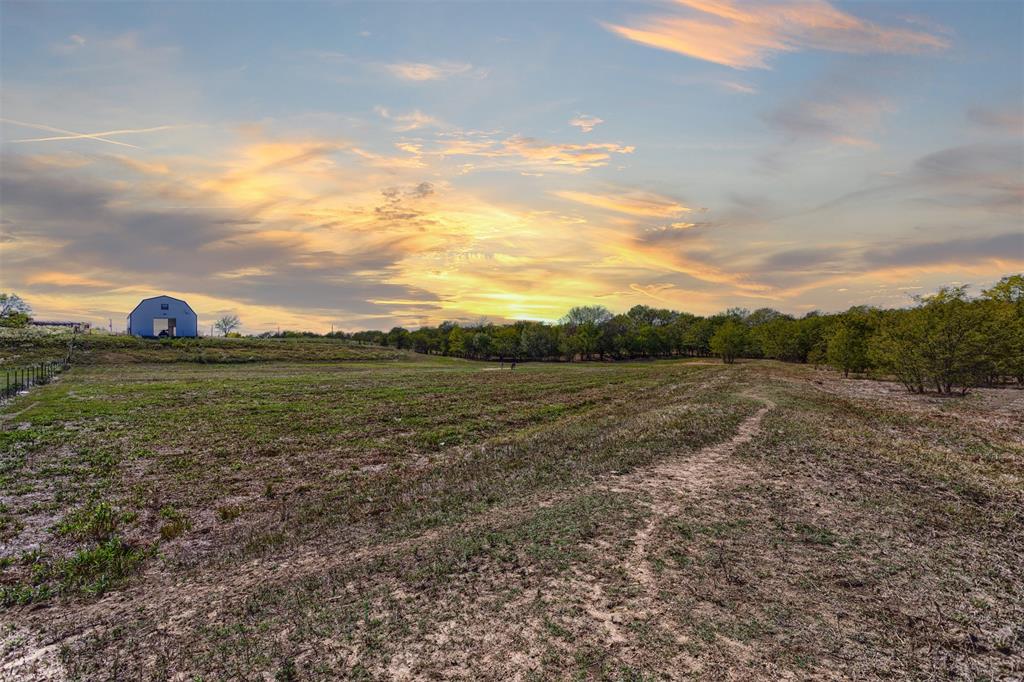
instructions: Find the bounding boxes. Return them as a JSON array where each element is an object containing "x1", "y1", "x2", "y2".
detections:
[{"x1": 0, "y1": 119, "x2": 182, "y2": 147}]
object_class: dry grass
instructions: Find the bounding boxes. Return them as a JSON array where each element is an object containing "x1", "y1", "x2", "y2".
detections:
[{"x1": 0, "y1": 358, "x2": 1021, "y2": 679}]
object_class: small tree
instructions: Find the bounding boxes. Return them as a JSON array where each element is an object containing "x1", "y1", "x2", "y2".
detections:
[
  {"x1": 826, "y1": 311, "x2": 874, "y2": 377},
  {"x1": 0, "y1": 293, "x2": 32, "y2": 327},
  {"x1": 447, "y1": 325, "x2": 466, "y2": 357},
  {"x1": 870, "y1": 287, "x2": 989, "y2": 394},
  {"x1": 981, "y1": 275, "x2": 1024, "y2": 385},
  {"x1": 214, "y1": 314, "x2": 241, "y2": 336},
  {"x1": 710, "y1": 320, "x2": 746, "y2": 364}
]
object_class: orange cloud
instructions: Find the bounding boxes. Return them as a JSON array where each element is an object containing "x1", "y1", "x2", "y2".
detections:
[
  {"x1": 554, "y1": 189, "x2": 690, "y2": 217},
  {"x1": 25, "y1": 272, "x2": 113, "y2": 288},
  {"x1": 606, "y1": 0, "x2": 949, "y2": 69},
  {"x1": 430, "y1": 134, "x2": 634, "y2": 172}
]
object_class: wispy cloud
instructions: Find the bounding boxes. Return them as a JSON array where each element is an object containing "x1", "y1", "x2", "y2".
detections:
[
  {"x1": 605, "y1": 0, "x2": 949, "y2": 69},
  {"x1": 51, "y1": 34, "x2": 86, "y2": 55},
  {"x1": 375, "y1": 107, "x2": 444, "y2": 132},
  {"x1": 569, "y1": 114, "x2": 604, "y2": 133},
  {"x1": 428, "y1": 132, "x2": 634, "y2": 172},
  {"x1": 554, "y1": 189, "x2": 690, "y2": 217},
  {"x1": 763, "y1": 93, "x2": 891, "y2": 148},
  {"x1": 968, "y1": 106, "x2": 1024, "y2": 135},
  {"x1": 384, "y1": 61, "x2": 485, "y2": 81},
  {"x1": 717, "y1": 80, "x2": 757, "y2": 95}
]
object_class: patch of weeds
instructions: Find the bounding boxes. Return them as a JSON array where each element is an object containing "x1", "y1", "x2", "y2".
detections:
[
  {"x1": 665, "y1": 547, "x2": 691, "y2": 568},
  {"x1": 0, "y1": 503, "x2": 24, "y2": 540},
  {"x1": 217, "y1": 504, "x2": 243, "y2": 522},
  {"x1": 56, "y1": 500, "x2": 125, "y2": 541},
  {"x1": 792, "y1": 653, "x2": 816, "y2": 669},
  {"x1": 264, "y1": 482, "x2": 276, "y2": 499},
  {"x1": 793, "y1": 523, "x2": 839, "y2": 546},
  {"x1": 159, "y1": 506, "x2": 192, "y2": 541},
  {"x1": 543, "y1": 615, "x2": 572, "y2": 640},
  {"x1": 55, "y1": 537, "x2": 146, "y2": 597},
  {"x1": 693, "y1": 620, "x2": 717, "y2": 643},
  {"x1": 1, "y1": 582, "x2": 52, "y2": 606},
  {"x1": 4, "y1": 539, "x2": 147, "y2": 603},
  {"x1": 275, "y1": 657, "x2": 297, "y2": 681}
]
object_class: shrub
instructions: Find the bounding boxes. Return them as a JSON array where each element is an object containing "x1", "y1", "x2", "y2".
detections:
[{"x1": 710, "y1": 320, "x2": 747, "y2": 364}]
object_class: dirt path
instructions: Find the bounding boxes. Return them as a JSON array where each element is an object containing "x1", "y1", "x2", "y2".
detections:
[
  {"x1": 538, "y1": 396, "x2": 774, "y2": 656},
  {"x1": 621, "y1": 399, "x2": 773, "y2": 592}
]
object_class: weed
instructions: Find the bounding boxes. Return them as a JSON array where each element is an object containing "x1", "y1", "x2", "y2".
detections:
[
  {"x1": 216, "y1": 504, "x2": 243, "y2": 522},
  {"x1": 56, "y1": 500, "x2": 123, "y2": 541},
  {"x1": 158, "y1": 506, "x2": 192, "y2": 541}
]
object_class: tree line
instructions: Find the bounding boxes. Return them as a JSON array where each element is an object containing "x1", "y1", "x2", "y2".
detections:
[
  {"x1": 3, "y1": 275, "x2": 1020, "y2": 394},
  {"x1": 332, "y1": 275, "x2": 1023, "y2": 394}
]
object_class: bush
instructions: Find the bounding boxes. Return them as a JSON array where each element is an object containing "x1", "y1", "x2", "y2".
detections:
[
  {"x1": 710, "y1": 320, "x2": 747, "y2": 364},
  {"x1": 871, "y1": 287, "x2": 992, "y2": 394}
]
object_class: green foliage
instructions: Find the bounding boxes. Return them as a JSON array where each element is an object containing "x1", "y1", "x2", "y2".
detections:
[
  {"x1": 368, "y1": 274, "x2": 1022, "y2": 394},
  {"x1": 826, "y1": 309, "x2": 876, "y2": 377},
  {"x1": 57, "y1": 500, "x2": 123, "y2": 541},
  {"x1": 870, "y1": 286, "x2": 997, "y2": 394},
  {"x1": 710, "y1": 320, "x2": 747, "y2": 364},
  {"x1": 0, "y1": 332, "x2": 405, "y2": 367},
  {"x1": 55, "y1": 538, "x2": 146, "y2": 596},
  {"x1": 217, "y1": 504, "x2": 243, "y2": 522},
  {"x1": 158, "y1": 506, "x2": 192, "y2": 540},
  {"x1": 0, "y1": 293, "x2": 32, "y2": 328}
]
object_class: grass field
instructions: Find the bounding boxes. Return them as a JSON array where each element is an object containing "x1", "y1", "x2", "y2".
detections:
[
  {"x1": 0, "y1": 352, "x2": 1021, "y2": 679},
  {"x1": 0, "y1": 332, "x2": 408, "y2": 368}
]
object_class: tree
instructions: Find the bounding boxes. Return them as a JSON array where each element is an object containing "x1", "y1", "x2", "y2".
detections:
[
  {"x1": 471, "y1": 331, "x2": 492, "y2": 359},
  {"x1": 519, "y1": 323, "x2": 558, "y2": 360},
  {"x1": 826, "y1": 310, "x2": 875, "y2": 377},
  {"x1": 560, "y1": 305, "x2": 612, "y2": 328},
  {"x1": 982, "y1": 274, "x2": 1024, "y2": 306},
  {"x1": 870, "y1": 309, "x2": 928, "y2": 393},
  {"x1": 492, "y1": 326, "x2": 521, "y2": 360},
  {"x1": 386, "y1": 327, "x2": 411, "y2": 349},
  {"x1": 0, "y1": 293, "x2": 31, "y2": 327},
  {"x1": 214, "y1": 314, "x2": 241, "y2": 336},
  {"x1": 710, "y1": 320, "x2": 746, "y2": 364},
  {"x1": 979, "y1": 274, "x2": 1024, "y2": 385},
  {"x1": 870, "y1": 287, "x2": 989, "y2": 394},
  {"x1": 827, "y1": 325, "x2": 867, "y2": 377},
  {"x1": 447, "y1": 325, "x2": 467, "y2": 357}
]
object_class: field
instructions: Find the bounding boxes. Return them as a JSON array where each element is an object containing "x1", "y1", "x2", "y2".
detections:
[
  {"x1": 0, "y1": 347, "x2": 1022, "y2": 680},
  {"x1": 0, "y1": 331, "x2": 408, "y2": 367}
]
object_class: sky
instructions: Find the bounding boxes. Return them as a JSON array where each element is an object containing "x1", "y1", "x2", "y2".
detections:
[{"x1": 0, "y1": 0, "x2": 1022, "y2": 334}]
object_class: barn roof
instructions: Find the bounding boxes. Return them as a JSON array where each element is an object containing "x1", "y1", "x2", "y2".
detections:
[{"x1": 128, "y1": 295, "x2": 197, "y2": 319}]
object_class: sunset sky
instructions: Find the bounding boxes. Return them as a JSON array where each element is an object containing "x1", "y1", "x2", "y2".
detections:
[{"x1": 1, "y1": 1, "x2": 1022, "y2": 333}]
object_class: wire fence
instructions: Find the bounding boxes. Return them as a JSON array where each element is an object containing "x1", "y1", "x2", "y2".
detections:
[{"x1": 2, "y1": 359, "x2": 69, "y2": 401}]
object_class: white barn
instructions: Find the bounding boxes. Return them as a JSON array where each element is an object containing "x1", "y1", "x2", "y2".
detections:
[{"x1": 128, "y1": 295, "x2": 198, "y2": 338}]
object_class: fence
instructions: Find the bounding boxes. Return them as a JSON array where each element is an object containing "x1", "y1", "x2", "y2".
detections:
[{"x1": 2, "y1": 359, "x2": 69, "y2": 401}]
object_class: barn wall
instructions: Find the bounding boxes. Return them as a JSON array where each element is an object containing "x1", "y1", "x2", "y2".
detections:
[{"x1": 128, "y1": 297, "x2": 198, "y2": 337}]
